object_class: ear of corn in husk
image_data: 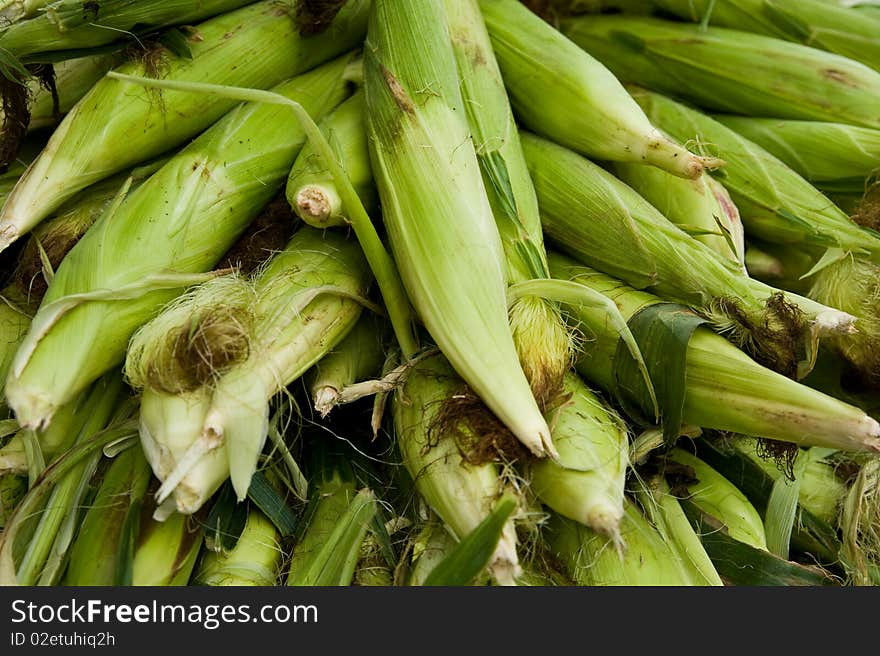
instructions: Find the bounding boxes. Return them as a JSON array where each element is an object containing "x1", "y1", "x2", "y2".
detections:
[
  {"x1": 548, "y1": 252, "x2": 880, "y2": 453},
  {"x1": 24, "y1": 54, "x2": 118, "y2": 132},
  {"x1": 446, "y1": 0, "x2": 573, "y2": 408},
  {"x1": 286, "y1": 447, "x2": 377, "y2": 587},
  {"x1": 61, "y1": 442, "x2": 152, "y2": 585},
  {"x1": 665, "y1": 447, "x2": 768, "y2": 550},
  {"x1": 529, "y1": 372, "x2": 628, "y2": 542},
  {"x1": 309, "y1": 313, "x2": 388, "y2": 418},
  {"x1": 633, "y1": 474, "x2": 724, "y2": 585},
  {"x1": 193, "y1": 504, "x2": 283, "y2": 586},
  {"x1": 0, "y1": 0, "x2": 260, "y2": 58},
  {"x1": 478, "y1": 0, "x2": 718, "y2": 179},
  {"x1": 524, "y1": 132, "x2": 856, "y2": 378},
  {"x1": 628, "y1": 90, "x2": 880, "y2": 382},
  {"x1": 0, "y1": 158, "x2": 167, "y2": 385},
  {"x1": 612, "y1": 160, "x2": 746, "y2": 271},
  {"x1": 0, "y1": 371, "x2": 131, "y2": 585},
  {"x1": 6, "y1": 56, "x2": 354, "y2": 432},
  {"x1": 127, "y1": 225, "x2": 371, "y2": 513},
  {"x1": 131, "y1": 505, "x2": 204, "y2": 586},
  {"x1": 652, "y1": 0, "x2": 880, "y2": 72},
  {"x1": 630, "y1": 88, "x2": 880, "y2": 257},
  {"x1": 714, "y1": 116, "x2": 880, "y2": 197},
  {"x1": 560, "y1": 15, "x2": 880, "y2": 130},
  {"x1": 364, "y1": 0, "x2": 554, "y2": 458},
  {"x1": 392, "y1": 352, "x2": 522, "y2": 586},
  {"x1": 286, "y1": 89, "x2": 377, "y2": 229},
  {"x1": 546, "y1": 499, "x2": 714, "y2": 585},
  {"x1": 0, "y1": 0, "x2": 370, "y2": 252}
]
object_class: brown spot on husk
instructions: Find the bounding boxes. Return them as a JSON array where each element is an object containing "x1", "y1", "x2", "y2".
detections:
[
  {"x1": 823, "y1": 69, "x2": 858, "y2": 88},
  {"x1": 146, "y1": 307, "x2": 252, "y2": 394},
  {"x1": 294, "y1": 0, "x2": 347, "y2": 36},
  {"x1": 711, "y1": 292, "x2": 805, "y2": 379},
  {"x1": 427, "y1": 386, "x2": 531, "y2": 466},
  {"x1": 82, "y1": 1, "x2": 100, "y2": 20},
  {"x1": 851, "y1": 182, "x2": 880, "y2": 232},
  {"x1": 0, "y1": 72, "x2": 30, "y2": 173},
  {"x1": 381, "y1": 65, "x2": 415, "y2": 116},
  {"x1": 219, "y1": 196, "x2": 298, "y2": 275}
]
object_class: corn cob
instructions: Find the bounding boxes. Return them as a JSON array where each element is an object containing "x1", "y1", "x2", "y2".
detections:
[
  {"x1": 364, "y1": 0, "x2": 554, "y2": 457},
  {"x1": 612, "y1": 160, "x2": 746, "y2": 270},
  {"x1": 6, "y1": 56, "x2": 354, "y2": 431},
  {"x1": 392, "y1": 352, "x2": 521, "y2": 586},
  {"x1": 714, "y1": 116, "x2": 880, "y2": 195},
  {"x1": 0, "y1": 0, "x2": 369, "y2": 252},
  {"x1": 529, "y1": 372, "x2": 628, "y2": 541},
  {"x1": 62, "y1": 442, "x2": 152, "y2": 585},
  {"x1": 0, "y1": 0, "x2": 259, "y2": 58},
  {"x1": 193, "y1": 505, "x2": 282, "y2": 586},
  {"x1": 546, "y1": 500, "x2": 713, "y2": 585},
  {"x1": 286, "y1": 89, "x2": 377, "y2": 229},
  {"x1": 524, "y1": 132, "x2": 856, "y2": 377},
  {"x1": 479, "y1": 0, "x2": 718, "y2": 179},
  {"x1": 126, "y1": 226, "x2": 371, "y2": 513},
  {"x1": 446, "y1": 0, "x2": 573, "y2": 408},
  {"x1": 560, "y1": 15, "x2": 880, "y2": 129},
  {"x1": 548, "y1": 252, "x2": 880, "y2": 453},
  {"x1": 665, "y1": 447, "x2": 768, "y2": 550},
  {"x1": 652, "y1": 0, "x2": 880, "y2": 72}
]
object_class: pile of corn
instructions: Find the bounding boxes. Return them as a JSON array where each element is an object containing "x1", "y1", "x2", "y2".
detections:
[{"x1": 0, "y1": 0, "x2": 878, "y2": 587}]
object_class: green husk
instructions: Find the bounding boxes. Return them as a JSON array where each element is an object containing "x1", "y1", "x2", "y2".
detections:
[
  {"x1": 652, "y1": 0, "x2": 880, "y2": 72},
  {"x1": 479, "y1": 0, "x2": 719, "y2": 179},
  {"x1": 714, "y1": 117, "x2": 880, "y2": 194},
  {"x1": 127, "y1": 226, "x2": 371, "y2": 513},
  {"x1": 546, "y1": 499, "x2": 712, "y2": 585},
  {"x1": 612, "y1": 161, "x2": 745, "y2": 270},
  {"x1": 665, "y1": 447, "x2": 768, "y2": 550},
  {"x1": 24, "y1": 54, "x2": 118, "y2": 132},
  {"x1": 309, "y1": 312, "x2": 387, "y2": 418},
  {"x1": 404, "y1": 520, "x2": 461, "y2": 587},
  {"x1": 193, "y1": 504, "x2": 282, "y2": 586},
  {"x1": 529, "y1": 372, "x2": 628, "y2": 541},
  {"x1": 560, "y1": 15, "x2": 880, "y2": 129},
  {"x1": 0, "y1": 0, "x2": 259, "y2": 58},
  {"x1": 131, "y1": 506, "x2": 204, "y2": 586},
  {"x1": 286, "y1": 88, "x2": 377, "y2": 228},
  {"x1": 633, "y1": 474, "x2": 724, "y2": 585},
  {"x1": 630, "y1": 88, "x2": 880, "y2": 258},
  {"x1": 0, "y1": 473, "x2": 26, "y2": 528},
  {"x1": 422, "y1": 492, "x2": 518, "y2": 586},
  {"x1": 0, "y1": 0, "x2": 47, "y2": 23},
  {"x1": 743, "y1": 239, "x2": 815, "y2": 294},
  {"x1": 525, "y1": 132, "x2": 856, "y2": 378},
  {"x1": 0, "y1": 0, "x2": 369, "y2": 251},
  {"x1": 548, "y1": 252, "x2": 880, "y2": 454},
  {"x1": 733, "y1": 439, "x2": 847, "y2": 525},
  {"x1": 840, "y1": 458, "x2": 880, "y2": 585},
  {"x1": 6, "y1": 56, "x2": 354, "y2": 431},
  {"x1": 391, "y1": 352, "x2": 521, "y2": 586},
  {"x1": 286, "y1": 461, "x2": 377, "y2": 587},
  {"x1": 446, "y1": 0, "x2": 573, "y2": 409},
  {"x1": 364, "y1": 0, "x2": 554, "y2": 457},
  {"x1": 0, "y1": 371, "x2": 132, "y2": 585},
  {"x1": 61, "y1": 442, "x2": 152, "y2": 585}
]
